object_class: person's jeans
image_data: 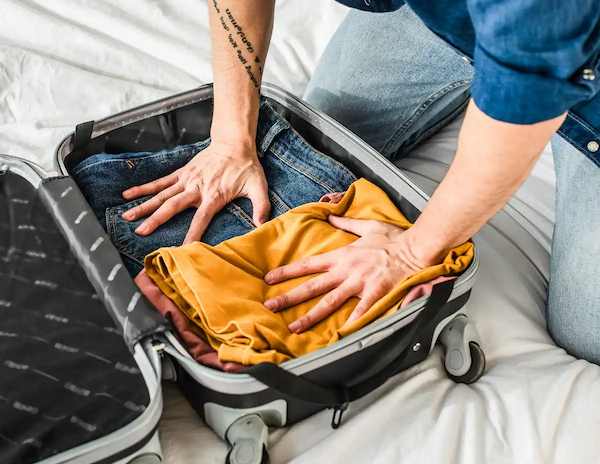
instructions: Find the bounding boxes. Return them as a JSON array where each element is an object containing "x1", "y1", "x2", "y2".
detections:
[
  {"x1": 72, "y1": 102, "x2": 357, "y2": 276},
  {"x1": 304, "y1": 6, "x2": 600, "y2": 364}
]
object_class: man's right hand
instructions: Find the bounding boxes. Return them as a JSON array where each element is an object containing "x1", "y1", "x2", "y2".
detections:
[
  {"x1": 120, "y1": 139, "x2": 270, "y2": 244},
  {"x1": 122, "y1": 0, "x2": 277, "y2": 245}
]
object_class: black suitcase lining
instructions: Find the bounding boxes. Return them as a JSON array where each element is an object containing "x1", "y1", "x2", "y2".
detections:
[{"x1": 0, "y1": 172, "x2": 150, "y2": 463}]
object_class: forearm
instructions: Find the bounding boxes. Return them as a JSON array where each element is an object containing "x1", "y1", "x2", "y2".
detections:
[
  {"x1": 208, "y1": 0, "x2": 275, "y2": 145},
  {"x1": 404, "y1": 99, "x2": 566, "y2": 265}
]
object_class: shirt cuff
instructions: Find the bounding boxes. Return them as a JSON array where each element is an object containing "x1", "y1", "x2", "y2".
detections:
[{"x1": 471, "y1": 43, "x2": 583, "y2": 124}]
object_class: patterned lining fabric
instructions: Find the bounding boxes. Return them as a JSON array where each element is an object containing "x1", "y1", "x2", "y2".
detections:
[{"x1": 0, "y1": 173, "x2": 149, "y2": 463}]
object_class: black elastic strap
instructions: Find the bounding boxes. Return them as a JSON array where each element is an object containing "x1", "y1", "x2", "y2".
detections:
[
  {"x1": 248, "y1": 360, "x2": 346, "y2": 406},
  {"x1": 246, "y1": 280, "x2": 455, "y2": 407},
  {"x1": 345, "y1": 279, "x2": 454, "y2": 399},
  {"x1": 73, "y1": 121, "x2": 94, "y2": 152},
  {"x1": 157, "y1": 112, "x2": 178, "y2": 145}
]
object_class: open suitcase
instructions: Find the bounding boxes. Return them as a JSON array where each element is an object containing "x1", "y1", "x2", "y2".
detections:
[{"x1": 1, "y1": 83, "x2": 485, "y2": 464}]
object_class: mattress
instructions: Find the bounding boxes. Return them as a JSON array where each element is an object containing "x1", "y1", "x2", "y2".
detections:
[{"x1": 1, "y1": 1, "x2": 599, "y2": 463}]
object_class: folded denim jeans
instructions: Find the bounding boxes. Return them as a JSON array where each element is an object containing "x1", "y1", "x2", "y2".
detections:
[{"x1": 72, "y1": 101, "x2": 357, "y2": 275}]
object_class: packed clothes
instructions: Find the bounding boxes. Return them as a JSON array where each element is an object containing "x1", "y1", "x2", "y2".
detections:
[
  {"x1": 144, "y1": 178, "x2": 473, "y2": 365},
  {"x1": 72, "y1": 101, "x2": 356, "y2": 276},
  {"x1": 72, "y1": 101, "x2": 472, "y2": 369}
]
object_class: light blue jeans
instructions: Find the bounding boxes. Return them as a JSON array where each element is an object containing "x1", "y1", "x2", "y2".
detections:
[{"x1": 304, "y1": 6, "x2": 600, "y2": 364}]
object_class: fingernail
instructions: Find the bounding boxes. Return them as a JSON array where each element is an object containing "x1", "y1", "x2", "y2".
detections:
[
  {"x1": 288, "y1": 321, "x2": 301, "y2": 333},
  {"x1": 264, "y1": 273, "x2": 273, "y2": 284},
  {"x1": 264, "y1": 299, "x2": 278, "y2": 311},
  {"x1": 255, "y1": 215, "x2": 268, "y2": 227},
  {"x1": 135, "y1": 224, "x2": 148, "y2": 235},
  {"x1": 122, "y1": 211, "x2": 133, "y2": 220}
]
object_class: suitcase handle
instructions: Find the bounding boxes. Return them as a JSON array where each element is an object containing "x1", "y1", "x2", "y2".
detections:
[{"x1": 246, "y1": 280, "x2": 455, "y2": 428}]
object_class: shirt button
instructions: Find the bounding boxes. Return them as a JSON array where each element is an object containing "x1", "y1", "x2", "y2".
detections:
[
  {"x1": 582, "y1": 69, "x2": 596, "y2": 81},
  {"x1": 462, "y1": 56, "x2": 470, "y2": 63},
  {"x1": 587, "y1": 140, "x2": 600, "y2": 153}
]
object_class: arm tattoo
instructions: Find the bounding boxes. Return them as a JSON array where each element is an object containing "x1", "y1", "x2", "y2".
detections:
[{"x1": 212, "y1": 0, "x2": 263, "y2": 91}]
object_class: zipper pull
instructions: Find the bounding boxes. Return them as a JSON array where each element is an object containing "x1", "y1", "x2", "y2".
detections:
[
  {"x1": 331, "y1": 401, "x2": 349, "y2": 429},
  {"x1": 151, "y1": 341, "x2": 166, "y2": 355}
]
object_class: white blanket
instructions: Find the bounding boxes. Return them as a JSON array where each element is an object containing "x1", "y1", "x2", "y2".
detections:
[{"x1": 1, "y1": 2, "x2": 599, "y2": 463}]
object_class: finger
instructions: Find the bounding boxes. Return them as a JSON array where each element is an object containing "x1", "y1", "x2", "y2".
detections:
[
  {"x1": 246, "y1": 180, "x2": 271, "y2": 226},
  {"x1": 264, "y1": 252, "x2": 335, "y2": 285},
  {"x1": 344, "y1": 290, "x2": 382, "y2": 326},
  {"x1": 328, "y1": 215, "x2": 398, "y2": 237},
  {"x1": 319, "y1": 192, "x2": 345, "y2": 204},
  {"x1": 122, "y1": 171, "x2": 179, "y2": 200},
  {"x1": 122, "y1": 182, "x2": 184, "y2": 221},
  {"x1": 135, "y1": 191, "x2": 195, "y2": 236},
  {"x1": 288, "y1": 280, "x2": 359, "y2": 334},
  {"x1": 264, "y1": 273, "x2": 342, "y2": 312},
  {"x1": 183, "y1": 202, "x2": 220, "y2": 244}
]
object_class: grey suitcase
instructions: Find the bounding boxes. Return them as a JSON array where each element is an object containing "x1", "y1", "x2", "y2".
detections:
[{"x1": 1, "y1": 83, "x2": 485, "y2": 464}]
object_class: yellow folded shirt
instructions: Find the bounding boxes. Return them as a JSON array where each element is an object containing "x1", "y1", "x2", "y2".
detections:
[{"x1": 144, "y1": 178, "x2": 473, "y2": 365}]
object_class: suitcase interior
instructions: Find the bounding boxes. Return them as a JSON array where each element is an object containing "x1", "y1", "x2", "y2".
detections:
[
  {"x1": 54, "y1": 84, "x2": 478, "y2": 429},
  {"x1": 0, "y1": 161, "x2": 162, "y2": 464},
  {"x1": 59, "y1": 88, "x2": 423, "y2": 224}
]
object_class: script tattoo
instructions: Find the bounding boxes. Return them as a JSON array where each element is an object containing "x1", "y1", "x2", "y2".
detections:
[{"x1": 212, "y1": 0, "x2": 263, "y2": 90}]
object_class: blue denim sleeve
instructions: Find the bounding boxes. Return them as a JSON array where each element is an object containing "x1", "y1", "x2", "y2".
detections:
[
  {"x1": 333, "y1": 0, "x2": 405, "y2": 13},
  {"x1": 469, "y1": 0, "x2": 600, "y2": 124}
]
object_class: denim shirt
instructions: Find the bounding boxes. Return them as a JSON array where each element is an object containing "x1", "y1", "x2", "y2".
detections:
[{"x1": 335, "y1": 0, "x2": 600, "y2": 167}]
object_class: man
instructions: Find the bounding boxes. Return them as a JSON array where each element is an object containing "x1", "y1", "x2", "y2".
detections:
[{"x1": 121, "y1": 1, "x2": 600, "y2": 363}]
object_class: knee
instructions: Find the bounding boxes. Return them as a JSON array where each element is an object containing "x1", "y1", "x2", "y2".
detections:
[{"x1": 547, "y1": 270, "x2": 600, "y2": 365}]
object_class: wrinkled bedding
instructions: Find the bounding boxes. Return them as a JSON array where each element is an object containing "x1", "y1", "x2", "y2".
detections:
[{"x1": 1, "y1": 1, "x2": 599, "y2": 463}]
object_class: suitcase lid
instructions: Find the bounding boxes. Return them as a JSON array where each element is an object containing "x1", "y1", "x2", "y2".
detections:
[{"x1": 0, "y1": 156, "x2": 163, "y2": 463}]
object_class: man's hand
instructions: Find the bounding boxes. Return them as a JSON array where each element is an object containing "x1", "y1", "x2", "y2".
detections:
[
  {"x1": 124, "y1": 0, "x2": 276, "y2": 243},
  {"x1": 264, "y1": 216, "x2": 428, "y2": 333},
  {"x1": 120, "y1": 140, "x2": 270, "y2": 244}
]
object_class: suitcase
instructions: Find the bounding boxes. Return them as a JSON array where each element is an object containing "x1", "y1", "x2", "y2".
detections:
[{"x1": 1, "y1": 83, "x2": 485, "y2": 464}]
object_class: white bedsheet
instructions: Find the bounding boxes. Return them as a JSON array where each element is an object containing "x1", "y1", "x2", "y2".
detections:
[{"x1": 1, "y1": 2, "x2": 599, "y2": 463}]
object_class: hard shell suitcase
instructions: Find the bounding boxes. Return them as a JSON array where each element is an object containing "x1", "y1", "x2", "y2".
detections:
[{"x1": 1, "y1": 83, "x2": 485, "y2": 464}]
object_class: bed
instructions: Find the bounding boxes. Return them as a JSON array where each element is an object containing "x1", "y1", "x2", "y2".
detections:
[{"x1": 1, "y1": 1, "x2": 599, "y2": 463}]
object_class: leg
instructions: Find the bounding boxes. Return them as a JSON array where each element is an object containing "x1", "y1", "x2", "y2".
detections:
[
  {"x1": 304, "y1": 6, "x2": 473, "y2": 160},
  {"x1": 547, "y1": 135, "x2": 600, "y2": 364}
]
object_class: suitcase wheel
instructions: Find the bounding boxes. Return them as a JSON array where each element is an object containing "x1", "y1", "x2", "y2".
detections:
[
  {"x1": 226, "y1": 445, "x2": 269, "y2": 464},
  {"x1": 439, "y1": 314, "x2": 486, "y2": 384},
  {"x1": 127, "y1": 453, "x2": 162, "y2": 464},
  {"x1": 225, "y1": 414, "x2": 269, "y2": 464},
  {"x1": 446, "y1": 341, "x2": 485, "y2": 384}
]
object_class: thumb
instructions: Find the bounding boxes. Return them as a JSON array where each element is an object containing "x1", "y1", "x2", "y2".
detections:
[
  {"x1": 246, "y1": 180, "x2": 271, "y2": 227},
  {"x1": 327, "y1": 215, "x2": 384, "y2": 237},
  {"x1": 328, "y1": 215, "x2": 401, "y2": 237}
]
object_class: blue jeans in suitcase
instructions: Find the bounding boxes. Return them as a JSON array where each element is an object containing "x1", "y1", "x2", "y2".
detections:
[{"x1": 72, "y1": 102, "x2": 356, "y2": 276}]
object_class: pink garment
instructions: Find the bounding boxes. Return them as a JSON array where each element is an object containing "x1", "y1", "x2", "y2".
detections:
[
  {"x1": 135, "y1": 270, "x2": 244, "y2": 372},
  {"x1": 400, "y1": 276, "x2": 456, "y2": 309}
]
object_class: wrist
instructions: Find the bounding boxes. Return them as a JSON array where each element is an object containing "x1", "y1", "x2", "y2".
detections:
[
  {"x1": 398, "y1": 226, "x2": 450, "y2": 269},
  {"x1": 210, "y1": 111, "x2": 259, "y2": 150},
  {"x1": 210, "y1": 127, "x2": 256, "y2": 149},
  {"x1": 211, "y1": 87, "x2": 260, "y2": 143}
]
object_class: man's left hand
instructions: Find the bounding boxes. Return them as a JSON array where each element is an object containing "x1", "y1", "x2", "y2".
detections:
[{"x1": 263, "y1": 215, "x2": 427, "y2": 333}]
